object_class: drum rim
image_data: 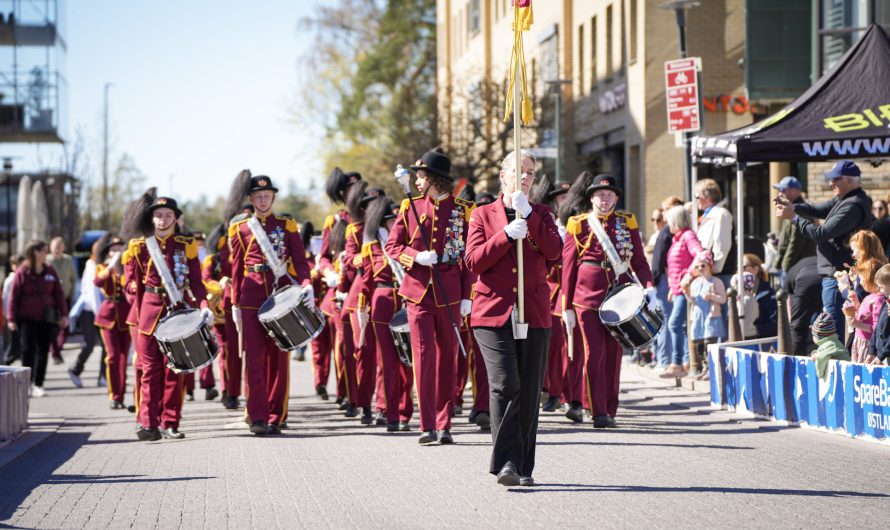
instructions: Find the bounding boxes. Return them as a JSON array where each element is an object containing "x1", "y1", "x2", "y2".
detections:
[
  {"x1": 167, "y1": 355, "x2": 216, "y2": 374},
  {"x1": 599, "y1": 283, "x2": 647, "y2": 326}
]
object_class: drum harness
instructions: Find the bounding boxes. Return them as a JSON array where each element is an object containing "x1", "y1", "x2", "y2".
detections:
[{"x1": 145, "y1": 236, "x2": 185, "y2": 307}]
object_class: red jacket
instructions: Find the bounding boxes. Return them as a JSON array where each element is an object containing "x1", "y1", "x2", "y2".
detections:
[
  {"x1": 318, "y1": 210, "x2": 349, "y2": 276},
  {"x1": 341, "y1": 221, "x2": 365, "y2": 312},
  {"x1": 93, "y1": 263, "x2": 130, "y2": 331},
  {"x1": 384, "y1": 194, "x2": 475, "y2": 306},
  {"x1": 562, "y1": 210, "x2": 653, "y2": 311},
  {"x1": 8, "y1": 264, "x2": 67, "y2": 323},
  {"x1": 228, "y1": 211, "x2": 311, "y2": 310},
  {"x1": 464, "y1": 197, "x2": 562, "y2": 328}
]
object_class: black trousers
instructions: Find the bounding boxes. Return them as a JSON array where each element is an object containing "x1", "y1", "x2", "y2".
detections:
[
  {"x1": 19, "y1": 318, "x2": 56, "y2": 386},
  {"x1": 474, "y1": 325, "x2": 550, "y2": 478},
  {"x1": 72, "y1": 310, "x2": 105, "y2": 377}
]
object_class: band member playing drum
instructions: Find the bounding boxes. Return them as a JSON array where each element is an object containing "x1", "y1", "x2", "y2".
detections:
[
  {"x1": 562, "y1": 174, "x2": 655, "y2": 429},
  {"x1": 227, "y1": 173, "x2": 313, "y2": 435},
  {"x1": 357, "y1": 197, "x2": 414, "y2": 432},
  {"x1": 385, "y1": 147, "x2": 475, "y2": 445},
  {"x1": 123, "y1": 191, "x2": 211, "y2": 441},
  {"x1": 93, "y1": 233, "x2": 131, "y2": 410},
  {"x1": 202, "y1": 223, "x2": 239, "y2": 408},
  {"x1": 465, "y1": 150, "x2": 562, "y2": 486}
]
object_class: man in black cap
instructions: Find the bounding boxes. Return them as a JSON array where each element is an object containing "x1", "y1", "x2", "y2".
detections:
[{"x1": 776, "y1": 160, "x2": 873, "y2": 342}]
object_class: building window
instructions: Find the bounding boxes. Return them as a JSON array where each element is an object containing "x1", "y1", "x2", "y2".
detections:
[
  {"x1": 818, "y1": 0, "x2": 890, "y2": 74},
  {"x1": 629, "y1": 0, "x2": 637, "y2": 63},
  {"x1": 578, "y1": 24, "x2": 585, "y2": 95},
  {"x1": 469, "y1": 0, "x2": 480, "y2": 36},
  {"x1": 606, "y1": 4, "x2": 614, "y2": 78},
  {"x1": 620, "y1": 0, "x2": 627, "y2": 71},
  {"x1": 591, "y1": 15, "x2": 598, "y2": 88}
]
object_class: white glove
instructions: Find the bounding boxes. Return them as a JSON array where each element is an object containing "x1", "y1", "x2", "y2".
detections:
[
  {"x1": 645, "y1": 286, "x2": 657, "y2": 311},
  {"x1": 200, "y1": 307, "x2": 214, "y2": 325},
  {"x1": 460, "y1": 299, "x2": 472, "y2": 317},
  {"x1": 511, "y1": 191, "x2": 532, "y2": 218},
  {"x1": 232, "y1": 305, "x2": 243, "y2": 334},
  {"x1": 357, "y1": 306, "x2": 370, "y2": 331},
  {"x1": 562, "y1": 309, "x2": 576, "y2": 329},
  {"x1": 301, "y1": 284, "x2": 316, "y2": 309},
  {"x1": 558, "y1": 224, "x2": 567, "y2": 241},
  {"x1": 415, "y1": 250, "x2": 438, "y2": 267},
  {"x1": 335, "y1": 290, "x2": 347, "y2": 302},
  {"x1": 323, "y1": 271, "x2": 339, "y2": 288},
  {"x1": 504, "y1": 218, "x2": 528, "y2": 240}
]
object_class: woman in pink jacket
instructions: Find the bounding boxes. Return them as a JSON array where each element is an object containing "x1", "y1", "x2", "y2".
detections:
[{"x1": 662, "y1": 205, "x2": 703, "y2": 378}]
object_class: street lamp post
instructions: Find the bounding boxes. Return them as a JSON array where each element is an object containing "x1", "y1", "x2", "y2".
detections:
[{"x1": 545, "y1": 79, "x2": 572, "y2": 184}]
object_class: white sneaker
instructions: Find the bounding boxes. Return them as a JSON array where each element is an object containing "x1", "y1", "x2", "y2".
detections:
[{"x1": 31, "y1": 386, "x2": 46, "y2": 398}]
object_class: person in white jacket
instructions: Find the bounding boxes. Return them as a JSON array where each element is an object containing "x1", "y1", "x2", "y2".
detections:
[{"x1": 694, "y1": 179, "x2": 734, "y2": 277}]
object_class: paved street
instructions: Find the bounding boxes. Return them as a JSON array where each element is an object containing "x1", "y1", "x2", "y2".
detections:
[{"x1": 2, "y1": 343, "x2": 890, "y2": 529}]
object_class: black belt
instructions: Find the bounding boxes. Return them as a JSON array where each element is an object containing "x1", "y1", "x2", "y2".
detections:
[
  {"x1": 145, "y1": 285, "x2": 165, "y2": 295},
  {"x1": 375, "y1": 282, "x2": 395, "y2": 289},
  {"x1": 247, "y1": 264, "x2": 271, "y2": 273},
  {"x1": 581, "y1": 260, "x2": 611, "y2": 270}
]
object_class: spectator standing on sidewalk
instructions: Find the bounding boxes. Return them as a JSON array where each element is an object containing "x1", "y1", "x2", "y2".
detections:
[
  {"x1": 785, "y1": 256, "x2": 822, "y2": 356},
  {"x1": 650, "y1": 196, "x2": 683, "y2": 368},
  {"x1": 47, "y1": 236, "x2": 76, "y2": 365},
  {"x1": 7, "y1": 240, "x2": 68, "y2": 396},
  {"x1": 68, "y1": 240, "x2": 106, "y2": 388},
  {"x1": 694, "y1": 179, "x2": 733, "y2": 279},
  {"x1": 773, "y1": 177, "x2": 816, "y2": 277},
  {"x1": 1, "y1": 254, "x2": 24, "y2": 364},
  {"x1": 776, "y1": 160, "x2": 873, "y2": 343}
]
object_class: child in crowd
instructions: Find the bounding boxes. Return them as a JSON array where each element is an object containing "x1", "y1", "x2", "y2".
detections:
[
  {"x1": 730, "y1": 270, "x2": 758, "y2": 339},
  {"x1": 811, "y1": 312, "x2": 850, "y2": 379},
  {"x1": 843, "y1": 230, "x2": 887, "y2": 362},
  {"x1": 683, "y1": 251, "x2": 725, "y2": 380},
  {"x1": 867, "y1": 264, "x2": 890, "y2": 365}
]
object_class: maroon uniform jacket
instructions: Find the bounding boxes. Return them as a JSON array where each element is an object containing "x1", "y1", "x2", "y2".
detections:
[
  {"x1": 124, "y1": 233, "x2": 208, "y2": 335},
  {"x1": 562, "y1": 210, "x2": 653, "y2": 311},
  {"x1": 318, "y1": 210, "x2": 349, "y2": 276},
  {"x1": 7, "y1": 265, "x2": 67, "y2": 323},
  {"x1": 357, "y1": 239, "x2": 396, "y2": 311},
  {"x1": 94, "y1": 263, "x2": 131, "y2": 331},
  {"x1": 464, "y1": 197, "x2": 562, "y2": 328},
  {"x1": 547, "y1": 261, "x2": 562, "y2": 317},
  {"x1": 384, "y1": 194, "x2": 475, "y2": 306},
  {"x1": 228, "y1": 211, "x2": 311, "y2": 310},
  {"x1": 341, "y1": 221, "x2": 365, "y2": 312}
]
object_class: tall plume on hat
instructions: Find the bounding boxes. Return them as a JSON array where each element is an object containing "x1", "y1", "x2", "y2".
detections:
[
  {"x1": 300, "y1": 220, "x2": 315, "y2": 256},
  {"x1": 345, "y1": 179, "x2": 369, "y2": 223},
  {"x1": 223, "y1": 169, "x2": 253, "y2": 222},
  {"x1": 529, "y1": 173, "x2": 552, "y2": 205},
  {"x1": 558, "y1": 171, "x2": 596, "y2": 225},
  {"x1": 205, "y1": 223, "x2": 226, "y2": 257},
  {"x1": 121, "y1": 187, "x2": 157, "y2": 239},
  {"x1": 325, "y1": 167, "x2": 355, "y2": 204},
  {"x1": 363, "y1": 195, "x2": 391, "y2": 243}
]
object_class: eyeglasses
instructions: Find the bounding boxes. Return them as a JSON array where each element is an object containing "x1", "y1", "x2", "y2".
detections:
[
  {"x1": 875, "y1": 206, "x2": 887, "y2": 211},
  {"x1": 743, "y1": 264, "x2": 755, "y2": 269}
]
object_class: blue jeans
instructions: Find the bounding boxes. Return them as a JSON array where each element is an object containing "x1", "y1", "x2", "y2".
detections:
[
  {"x1": 821, "y1": 276, "x2": 845, "y2": 344},
  {"x1": 654, "y1": 276, "x2": 673, "y2": 367},
  {"x1": 667, "y1": 295, "x2": 689, "y2": 366}
]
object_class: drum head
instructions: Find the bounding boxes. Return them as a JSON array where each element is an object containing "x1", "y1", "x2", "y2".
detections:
[
  {"x1": 155, "y1": 310, "x2": 203, "y2": 341},
  {"x1": 258, "y1": 285, "x2": 304, "y2": 322},
  {"x1": 390, "y1": 308, "x2": 410, "y2": 332},
  {"x1": 600, "y1": 284, "x2": 643, "y2": 324}
]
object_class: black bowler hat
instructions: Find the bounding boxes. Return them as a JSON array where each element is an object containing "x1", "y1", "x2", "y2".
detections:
[
  {"x1": 585, "y1": 174, "x2": 622, "y2": 198},
  {"x1": 148, "y1": 196, "x2": 183, "y2": 218},
  {"x1": 476, "y1": 192, "x2": 495, "y2": 206},
  {"x1": 360, "y1": 187, "x2": 385, "y2": 207},
  {"x1": 410, "y1": 147, "x2": 452, "y2": 180},
  {"x1": 249, "y1": 175, "x2": 278, "y2": 193},
  {"x1": 101, "y1": 235, "x2": 125, "y2": 255},
  {"x1": 547, "y1": 182, "x2": 571, "y2": 201},
  {"x1": 383, "y1": 201, "x2": 399, "y2": 221}
]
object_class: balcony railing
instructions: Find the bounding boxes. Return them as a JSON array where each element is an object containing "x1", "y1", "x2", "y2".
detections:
[{"x1": 0, "y1": 67, "x2": 65, "y2": 141}]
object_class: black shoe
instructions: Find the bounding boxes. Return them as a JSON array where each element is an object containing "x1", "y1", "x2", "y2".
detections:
[
  {"x1": 375, "y1": 411, "x2": 387, "y2": 426},
  {"x1": 127, "y1": 405, "x2": 137, "y2": 413},
  {"x1": 266, "y1": 424, "x2": 282, "y2": 435},
  {"x1": 398, "y1": 421, "x2": 410, "y2": 432},
  {"x1": 593, "y1": 414, "x2": 610, "y2": 429},
  {"x1": 136, "y1": 427, "x2": 161, "y2": 441},
  {"x1": 418, "y1": 430, "x2": 437, "y2": 445},
  {"x1": 68, "y1": 368, "x2": 83, "y2": 388},
  {"x1": 110, "y1": 401, "x2": 125, "y2": 410},
  {"x1": 468, "y1": 409, "x2": 478, "y2": 424},
  {"x1": 280, "y1": 421, "x2": 288, "y2": 429},
  {"x1": 185, "y1": 391, "x2": 194, "y2": 402},
  {"x1": 386, "y1": 421, "x2": 399, "y2": 432},
  {"x1": 52, "y1": 355, "x2": 64, "y2": 365},
  {"x1": 360, "y1": 407, "x2": 373, "y2": 425},
  {"x1": 344, "y1": 403, "x2": 358, "y2": 418},
  {"x1": 475, "y1": 412, "x2": 491, "y2": 431},
  {"x1": 222, "y1": 395, "x2": 239, "y2": 410},
  {"x1": 335, "y1": 396, "x2": 344, "y2": 406},
  {"x1": 565, "y1": 403, "x2": 584, "y2": 423},
  {"x1": 496, "y1": 462, "x2": 520, "y2": 486},
  {"x1": 519, "y1": 476, "x2": 535, "y2": 487},
  {"x1": 295, "y1": 349, "x2": 306, "y2": 362},
  {"x1": 542, "y1": 396, "x2": 560, "y2": 412},
  {"x1": 161, "y1": 427, "x2": 185, "y2": 439},
  {"x1": 316, "y1": 385, "x2": 329, "y2": 401},
  {"x1": 452, "y1": 403, "x2": 463, "y2": 417},
  {"x1": 606, "y1": 416, "x2": 618, "y2": 428},
  {"x1": 250, "y1": 421, "x2": 268, "y2": 435},
  {"x1": 205, "y1": 388, "x2": 219, "y2": 401},
  {"x1": 438, "y1": 430, "x2": 454, "y2": 445}
]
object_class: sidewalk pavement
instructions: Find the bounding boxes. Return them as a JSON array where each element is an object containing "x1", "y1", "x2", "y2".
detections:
[{"x1": 1, "y1": 343, "x2": 890, "y2": 528}]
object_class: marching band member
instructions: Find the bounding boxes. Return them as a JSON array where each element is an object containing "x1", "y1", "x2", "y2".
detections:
[
  {"x1": 357, "y1": 197, "x2": 414, "y2": 432},
  {"x1": 123, "y1": 190, "x2": 210, "y2": 441},
  {"x1": 562, "y1": 174, "x2": 655, "y2": 429},
  {"x1": 539, "y1": 182, "x2": 570, "y2": 414},
  {"x1": 385, "y1": 147, "x2": 475, "y2": 445},
  {"x1": 93, "y1": 233, "x2": 131, "y2": 410},
  {"x1": 227, "y1": 173, "x2": 313, "y2": 435},
  {"x1": 202, "y1": 223, "x2": 238, "y2": 408},
  {"x1": 465, "y1": 149, "x2": 562, "y2": 486},
  {"x1": 301, "y1": 220, "x2": 331, "y2": 401}
]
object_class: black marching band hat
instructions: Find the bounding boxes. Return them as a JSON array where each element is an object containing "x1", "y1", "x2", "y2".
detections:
[
  {"x1": 249, "y1": 175, "x2": 278, "y2": 194},
  {"x1": 548, "y1": 182, "x2": 571, "y2": 201},
  {"x1": 383, "y1": 200, "x2": 400, "y2": 220},
  {"x1": 361, "y1": 187, "x2": 386, "y2": 207},
  {"x1": 476, "y1": 192, "x2": 496, "y2": 206},
  {"x1": 148, "y1": 196, "x2": 183, "y2": 218},
  {"x1": 585, "y1": 174, "x2": 622, "y2": 198},
  {"x1": 101, "y1": 235, "x2": 125, "y2": 254},
  {"x1": 410, "y1": 147, "x2": 452, "y2": 180}
]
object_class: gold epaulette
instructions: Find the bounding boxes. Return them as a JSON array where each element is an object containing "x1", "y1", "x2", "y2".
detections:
[
  {"x1": 361, "y1": 240, "x2": 377, "y2": 259},
  {"x1": 276, "y1": 214, "x2": 298, "y2": 233},
  {"x1": 455, "y1": 197, "x2": 476, "y2": 220},
  {"x1": 323, "y1": 214, "x2": 335, "y2": 231},
  {"x1": 566, "y1": 214, "x2": 586, "y2": 236},
  {"x1": 615, "y1": 210, "x2": 638, "y2": 230},
  {"x1": 176, "y1": 235, "x2": 199, "y2": 259}
]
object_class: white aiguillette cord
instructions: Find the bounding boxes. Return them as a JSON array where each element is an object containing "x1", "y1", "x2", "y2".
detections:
[
  {"x1": 145, "y1": 235, "x2": 184, "y2": 307},
  {"x1": 246, "y1": 214, "x2": 290, "y2": 283}
]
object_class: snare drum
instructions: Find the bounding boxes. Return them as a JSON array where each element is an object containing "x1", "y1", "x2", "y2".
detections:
[
  {"x1": 258, "y1": 284, "x2": 326, "y2": 351},
  {"x1": 389, "y1": 308, "x2": 413, "y2": 366},
  {"x1": 599, "y1": 283, "x2": 663, "y2": 350},
  {"x1": 155, "y1": 309, "x2": 219, "y2": 374}
]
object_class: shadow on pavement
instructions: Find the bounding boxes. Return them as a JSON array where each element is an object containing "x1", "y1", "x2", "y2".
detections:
[
  {"x1": 46, "y1": 474, "x2": 214, "y2": 484},
  {"x1": 508, "y1": 484, "x2": 890, "y2": 498}
]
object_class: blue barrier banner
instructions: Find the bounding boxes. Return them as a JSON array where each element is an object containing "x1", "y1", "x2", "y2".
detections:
[{"x1": 844, "y1": 363, "x2": 890, "y2": 440}]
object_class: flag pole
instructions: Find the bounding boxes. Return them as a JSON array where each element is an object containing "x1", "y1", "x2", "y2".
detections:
[{"x1": 514, "y1": 59, "x2": 525, "y2": 328}]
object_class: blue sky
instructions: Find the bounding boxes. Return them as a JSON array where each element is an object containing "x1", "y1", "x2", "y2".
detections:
[{"x1": 3, "y1": 0, "x2": 326, "y2": 202}]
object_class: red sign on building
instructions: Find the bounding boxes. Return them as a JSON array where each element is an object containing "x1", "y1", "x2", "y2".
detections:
[{"x1": 665, "y1": 58, "x2": 701, "y2": 134}]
